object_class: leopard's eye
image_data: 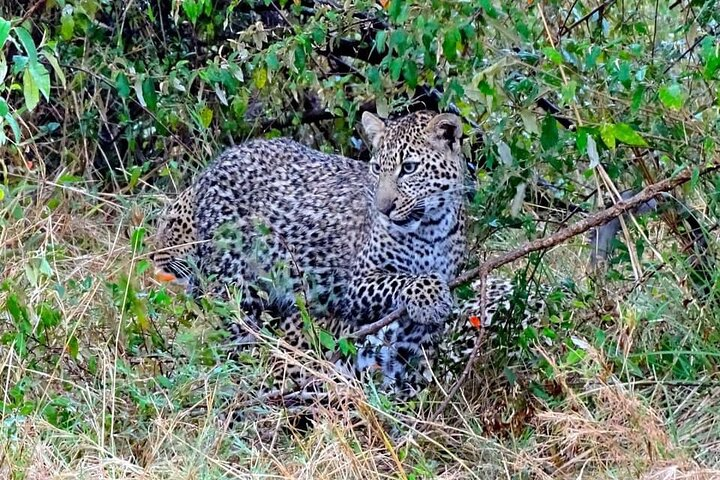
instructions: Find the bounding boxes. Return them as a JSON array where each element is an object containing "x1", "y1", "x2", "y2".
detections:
[
  {"x1": 400, "y1": 162, "x2": 419, "y2": 176},
  {"x1": 370, "y1": 163, "x2": 381, "y2": 175}
]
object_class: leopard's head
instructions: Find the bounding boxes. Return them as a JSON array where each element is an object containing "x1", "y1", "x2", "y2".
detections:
[
  {"x1": 362, "y1": 110, "x2": 465, "y2": 231},
  {"x1": 149, "y1": 187, "x2": 196, "y2": 286}
]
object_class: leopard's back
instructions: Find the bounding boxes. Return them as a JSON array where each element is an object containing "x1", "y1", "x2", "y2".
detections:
[{"x1": 192, "y1": 138, "x2": 372, "y2": 316}]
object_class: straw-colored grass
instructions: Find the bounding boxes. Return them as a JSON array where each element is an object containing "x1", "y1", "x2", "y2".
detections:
[{"x1": 2, "y1": 182, "x2": 720, "y2": 480}]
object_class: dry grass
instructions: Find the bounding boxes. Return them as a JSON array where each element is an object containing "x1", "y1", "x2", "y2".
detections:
[{"x1": 2, "y1": 181, "x2": 720, "y2": 480}]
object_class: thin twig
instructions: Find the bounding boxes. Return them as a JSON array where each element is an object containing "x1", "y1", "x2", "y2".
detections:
[
  {"x1": 651, "y1": 0, "x2": 660, "y2": 64},
  {"x1": 559, "y1": 0, "x2": 617, "y2": 36},
  {"x1": 559, "y1": 0, "x2": 581, "y2": 37},
  {"x1": 431, "y1": 159, "x2": 720, "y2": 418},
  {"x1": 663, "y1": 29, "x2": 715, "y2": 74},
  {"x1": 19, "y1": 0, "x2": 46, "y2": 23}
]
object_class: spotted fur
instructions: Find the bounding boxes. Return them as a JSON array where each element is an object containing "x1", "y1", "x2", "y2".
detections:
[{"x1": 150, "y1": 111, "x2": 558, "y2": 396}]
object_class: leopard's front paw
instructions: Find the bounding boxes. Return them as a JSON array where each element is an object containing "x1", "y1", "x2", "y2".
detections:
[{"x1": 400, "y1": 275, "x2": 453, "y2": 325}]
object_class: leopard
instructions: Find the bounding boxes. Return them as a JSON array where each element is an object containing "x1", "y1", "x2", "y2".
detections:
[{"x1": 149, "y1": 110, "x2": 559, "y2": 397}]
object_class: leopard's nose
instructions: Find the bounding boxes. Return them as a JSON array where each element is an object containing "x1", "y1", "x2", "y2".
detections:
[{"x1": 376, "y1": 196, "x2": 396, "y2": 216}]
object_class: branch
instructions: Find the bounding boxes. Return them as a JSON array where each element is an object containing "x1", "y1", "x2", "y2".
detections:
[
  {"x1": 559, "y1": 0, "x2": 617, "y2": 36},
  {"x1": 326, "y1": 37, "x2": 386, "y2": 64},
  {"x1": 257, "y1": 101, "x2": 376, "y2": 132},
  {"x1": 427, "y1": 159, "x2": 720, "y2": 418},
  {"x1": 19, "y1": 0, "x2": 46, "y2": 23},
  {"x1": 663, "y1": 26, "x2": 718, "y2": 74},
  {"x1": 349, "y1": 159, "x2": 720, "y2": 342}
]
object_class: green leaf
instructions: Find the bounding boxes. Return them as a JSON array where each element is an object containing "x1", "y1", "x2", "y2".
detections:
[
  {"x1": 0, "y1": 18, "x2": 11, "y2": 48},
  {"x1": 338, "y1": 337, "x2": 356, "y2": 356},
  {"x1": 575, "y1": 128, "x2": 589, "y2": 154},
  {"x1": 253, "y1": 67, "x2": 267, "y2": 89},
  {"x1": 658, "y1": 83, "x2": 684, "y2": 110},
  {"x1": 542, "y1": 46, "x2": 563, "y2": 65},
  {"x1": 22, "y1": 67, "x2": 40, "y2": 111},
  {"x1": 560, "y1": 80, "x2": 577, "y2": 105},
  {"x1": 311, "y1": 24, "x2": 325, "y2": 44},
  {"x1": 39, "y1": 258, "x2": 53, "y2": 277},
  {"x1": 519, "y1": 109, "x2": 539, "y2": 135},
  {"x1": 389, "y1": 57, "x2": 403, "y2": 81},
  {"x1": 442, "y1": 28, "x2": 461, "y2": 63},
  {"x1": 293, "y1": 45, "x2": 306, "y2": 72},
  {"x1": 612, "y1": 123, "x2": 648, "y2": 147},
  {"x1": 135, "y1": 259, "x2": 151, "y2": 275},
  {"x1": 503, "y1": 366, "x2": 517, "y2": 386},
  {"x1": 367, "y1": 66, "x2": 381, "y2": 89},
  {"x1": 128, "y1": 165, "x2": 142, "y2": 189},
  {"x1": 564, "y1": 348, "x2": 586, "y2": 366},
  {"x1": 703, "y1": 137, "x2": 715, "y2": 156},
  {"x1": 375, "y1": 30, "x2": 387, "y2": 54},
  {"x1": 690, "y1": 167, "x2": 700, "y2": 190},
  {"x1": 14, "y1": 333, "x2": 27, "y2": 357},
  {"x1": 15, "y1": 27, "x2": 38, "y2": 63},
  {"x1": 28, "y1": 62, "x2": 50, "y2": 101},
  {"x1": 43, "y1": 51, "x2": 66, "y2": 88},
  {"x1": 477, "y1": 80, "x2": 494, "y2": 96},
  {"x1": 600, "y1": 123, "x2": 615, "y2": 150},
  {"x1": 6, "y1": 294, "x2": 28, "y2": 325},
  {"x1": 389, "y1": 30, "x2": 407, "y2": 54},
  {"x1": 479, "y1": 0, "x2": 498, "y2": 18},
  {"x1": 586, "y1": 135, "x2": 600, "y2": 168},
  {"x1": 116, "y1": 72, "x2": 130, "y2": 98},
  {"x1": 617, "y1": 60, "x2": 632, "y2": 89},
  {"x1": 141, "y1": 77, "x2": 157, "y2": 111},
  {"x1": 387, "y1": 0, "x2": 408, "y2": 23},
  {"x1": 0, "y1": 98, "x2": 7, "y2": 117},
  {"x1": 67, "y1": 335, "x2": 79, "y2": 360},
  {"x1": 182, "y1": 0, "x2": 202, "y2": 24},
  {"x1": 318, "y1": 330, "x2": 336, "y2": 351},
  {"x1": 631, "y1": 85, "x2": 645, "y2": 113},
  {"x1": 402, "y1": 60, "x2": 418, "y2": 88},
  {"x1": 5, "y1": 114, "x2": 20, "y2": 143},
  {"x1": 540, "y1": 115, "x2": 559, "y2": 150},
  {"x1": 265, "y1": 52, "x2": 279, "y2": 71},
  {"x1": 60, "y1": 11, "x2": 75, "y2": 40},
  {"x1": 131, "y1": 227, "x2": 146, "y2": 252},
  {"x1": 703, "y1": 52, "x2": 719, "y2": 80},
  {"x1": 198, "y1": 106, "x2": 213, "y2": 129}
]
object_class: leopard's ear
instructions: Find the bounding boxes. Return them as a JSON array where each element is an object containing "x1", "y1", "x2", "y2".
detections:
[
  {"x1": 362, "y1": 112, "x2": 386, "y2": 149},
  {"x1": 425, "y1": 113, "x2": 462, "y2": 151}
]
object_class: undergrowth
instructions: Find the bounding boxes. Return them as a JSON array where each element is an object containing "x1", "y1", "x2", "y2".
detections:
[
  {"x1": 2, "y1": 0, "x2": 720, "y2": 478},
  {"x1": 3, "y1": 159, "x2": 720, "y2": 479}
]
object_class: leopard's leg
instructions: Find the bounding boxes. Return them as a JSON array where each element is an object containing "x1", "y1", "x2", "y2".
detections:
[
  {"x1": 346, "y1": 270, "x2": 453, "y2": 395},
  {"x1": 347, "y1": 271, "x2": 453, "y2": 327},
  {"x1": 355, "y1": 321, "x2": 441, "y2": 397},
  {"x1": 437, "y1": 276, "x2": 565, "y2": 382}
]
